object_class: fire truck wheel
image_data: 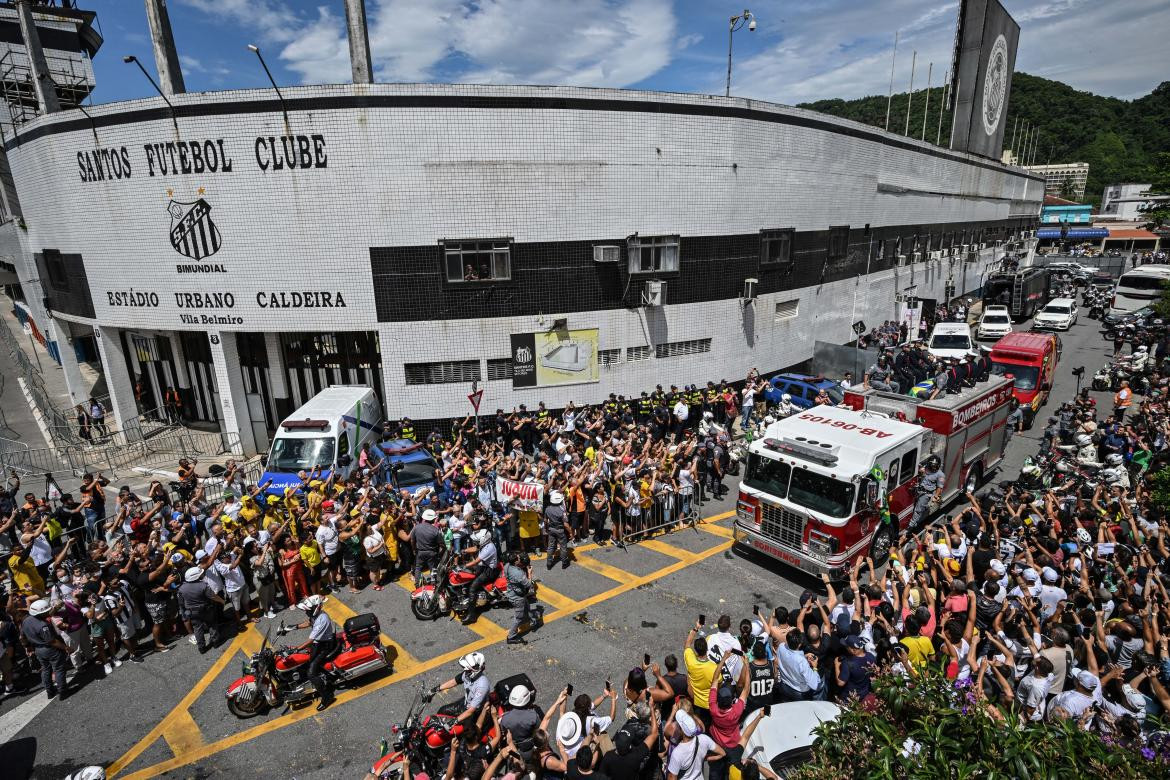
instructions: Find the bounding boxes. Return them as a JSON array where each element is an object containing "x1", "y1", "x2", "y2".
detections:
[
  {"x1": 964, "y1": 464, "x2": 983, "y2": 494},
  {"x1": 869, "y1": 528, "x2": 893, "y2": 567}
]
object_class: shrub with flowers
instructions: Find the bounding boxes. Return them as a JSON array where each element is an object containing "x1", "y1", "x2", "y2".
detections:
[{"x1": 788, "y1": 668, "x2": 1170, "y2": 779}]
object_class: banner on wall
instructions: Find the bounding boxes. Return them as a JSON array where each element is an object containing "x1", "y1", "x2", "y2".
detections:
[{"x1": 510, "y1": 328, "x2": 600, "y2": 388}]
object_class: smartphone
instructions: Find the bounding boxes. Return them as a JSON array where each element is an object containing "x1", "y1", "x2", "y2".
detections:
[
  {"x1": 698, "y1": 614, "x2": 706, "y2": 626},
  {"x1": 763, "y1": 705, "x2": 772, "y2": 717},
  {"x1": 643, "y1": 653, "x2": 651, "y2": 666},
  {"x1": 605, "y1": 680, "x2": 612, "y2": 692},
  {"x1": 566, "y1": 684, "x2": 573, "y2": 696},
  {"x1": 752, "y1": 604, "x2": 760, "y2": 616}
]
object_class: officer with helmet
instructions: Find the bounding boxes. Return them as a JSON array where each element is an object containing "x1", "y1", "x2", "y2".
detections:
[
  {"x1": 424, "y1": 652, "x2": 491, "y2": 724},
  {"x1": 461, "y1": 527, "x2": 499, "y2": 626},
  {"x1": 279, "y1": 594, "x2": 335, "y2": 711},
  {"x1": 499, "y1": 682, "x2": 544, "y2": 756},
  {"x1": 177, "y1": 566, "x2": 225, "y2": 654},
  {"x1": 911, "y1": 456, "x2": 945, "y2": 530}
]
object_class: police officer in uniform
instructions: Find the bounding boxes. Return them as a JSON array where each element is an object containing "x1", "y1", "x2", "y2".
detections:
[
  {"x1": 911, "y1": 456, "x2": 945, "y2": 529},
  {"x1": 687, "y1": 385, "x2": 702, "y2": 430},
  {"x1": 280, "y1": 595, "x2": 336, "y2": 711},
  {"x1": 865, "y1": 354, "x2": 898, "y2": 393},
  {"x1": 544, "y1": 490, "x2": 572, "y2": 569},
  {"x1": 503, "y1": 551, "x2": 541, "y2": 644},
  {"x1": 535, "y1": 401, "x2": 552, "y2": 434},
  {"x1": 604, "y1": 393, "x2": 619, "y2": 416},
  {"x1": 399, "y1": 417, "x2": 416, "y2": 441},
  {"x1": 638, "y1": 391, "x2": 653, "y2": 423},
  {"x1": 23, "y1": 599, "x2": 69, "y2": 699},
  {"x1": 894, "y1": 345, "x2": 916, "y2": 395},
  {"x1": 460, "y1": 528, "x2": 498, "y2": 625}
]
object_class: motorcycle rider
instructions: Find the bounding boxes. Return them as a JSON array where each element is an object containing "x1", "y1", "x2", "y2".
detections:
[
  {"x1": 1058, "y1": 433, "x2": 1101, "y2": 468},
  {"x1": 424, "y1": 652, "x2": 491, "y2": 725},
  {"x1": 280, "y1": 595, "x2": 335, "y2": 711},
  {"x1": 504, "y1": 550, "x2": 541, "y2": 645},
  {"x1": 773, "y1": 394, "x2": 796, "y2": 419},
  {"x1": 460, "y1": 528, "x2": 499, "y2": 626}
]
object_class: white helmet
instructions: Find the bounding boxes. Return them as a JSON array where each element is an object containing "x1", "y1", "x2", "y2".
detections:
[
  {"x1": 1055, "y1": 461, "x2": 1072, "y2": 473},
  {"x1": 421, "y1": 509, "x2": 438, "y2": 523},
  {"x1": 508, "y1": 684, "x2": 534, "y2": 707},
  {"x1": 28, "y1": 598, "x2": 53, "y2": 617},
  {"x1": 1076, "y1": 528, "x2": 1092, "y2": 545},
  {"x1": 184, "y1": 566, "x2": 205, "y2": 583},
  {"x1": 1105, "y1": 454, "x2": 1123, "y2": 466},
  {"x1": 781, "y1": 393, "x2": 791, "y2": 402},
  {"x1": 763, "y1": 415, "x2": 776, "y2": 425},
  {"x1": 296, "y1": 595, "x2": 327, "y2": 613},
  {"x1": 459, "y1": 651, "x2": 486, "y2": 679},
  {"x1": 471, "y1": 529, "x2": 491, "y2": 548},
  {"x1": 64, "y1": 769, "x2": 106, "y2": 780},
  {"x1": 1105, "y1": 471, "x2": 1123, "y2": 485},
  {"x1": 1074, "y1": 434, "x2": 1091, "y2": 447}
]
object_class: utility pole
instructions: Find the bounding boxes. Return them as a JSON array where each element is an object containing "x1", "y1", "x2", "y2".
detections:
[
  {"x1": 14, "y1": 0, "x2": 60, "y2": 114},
  {"x1": 921, "y1": 62, "x2": 932, "y2": 141},
  {"x1": 904, "y1": 50, "x2": 916, "y2": 136},
  {"x1": 143, "y1": 0, "x2": 186, "y2": 95},
  {"x1": 885, "y1": 31, "x2": 899, "y2": 132},
  {"x1": 936, "y1": 70, "x2": 949, "y2": 145}
]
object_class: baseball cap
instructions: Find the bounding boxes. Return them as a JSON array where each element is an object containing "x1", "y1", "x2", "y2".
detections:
[
  {"x1": 1021, "y1": 569, "x2": 1039, "y2": 583},
  {"x1": 1077, "y1": 671, "x2": 1099, "y2": 691},
  {"x1": 614, "y1": 728, "x2": 634, "y2": 755},
  {"x1": 674, "y1": 710, "x2": 700, "y2": 737},
  {"x1": 716, "y1": 686, "x2": 735, "y2": 709},
  {"x1": 1041, "y1": 566, "x2": 1059, "y2": 584},
  {"x1": 844, "y1": 635, "x2": 866, "y2": 649}
]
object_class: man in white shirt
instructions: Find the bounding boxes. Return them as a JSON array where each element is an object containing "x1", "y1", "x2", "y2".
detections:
[
  {"x1": 213, "y1": 546, "x2": 249, "y2": 628},
  {"x1": 316, "y1": 510, "x2": 342, "y2": 587},
  {"x1": 1015, "y1": 655, "x2": 1054, "y2": 721},
  {"x1": 673, "y1": 397, "x2": 689, "y2": 437},
  {"x1": 1050, "y1": 671, "x2": 1099, "y2": 721},
  {"x1": 1036, "y1": 567, "x2": 1067, "y2": 620}
]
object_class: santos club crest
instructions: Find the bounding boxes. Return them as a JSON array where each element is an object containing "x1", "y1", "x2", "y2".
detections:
[
  {"x1": 168, "y1": 198, "x2": 222, "y2": 260},
  {"x1": 981, "y1": 34, "x2": 1008, "y2": 137}
]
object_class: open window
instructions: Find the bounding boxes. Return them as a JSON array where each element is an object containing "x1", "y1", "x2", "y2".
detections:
[
  {"x1": 760, "y1": 228, "x2": 794, "y2": 267},
  {"x1": 443, "y1": 239, "x2": 511, "y2": 283},
  {"x1": 628, "y1": 235, "x2": 680, "y2": 274}
]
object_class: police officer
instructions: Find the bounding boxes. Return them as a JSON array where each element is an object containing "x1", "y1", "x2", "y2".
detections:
[
  {"x1": 178, "y1": 565, "x2": 225, "y2": 654},
  {"x1": 280, "y1": 595, "x2": 336, "y2": 711},
  {"x1": 638, "y1": 391, "x2": 653, "y2": 423},
  {"x1": 461, "y1": 528, "x2": 498, "y2": 625},
  {"x1": 399, "y1": 417, "x2": 416, "y2": 441},
  {"x1": 23, "y1": 599, "x2": 69, "y2": 700},
  {"x1": 544, "y1": 490, "x2": 571, "y2": 570},
  {"x1": 424, "y1": 652, "x2": 491, "y2": 724},
  {"x1": 535, "y1": 401, "x2": 552, "y2": 432},
  {"x1": 912, "y1": 456, "x2": 945, "y2": 529},
  {"x1": 865, "y1": 354, "x2": 898, "y2": 393},
  {"x1": 503, "y1": 551, "x2": 540, "y2": 645},
  {"x1": 894, "y1": 345, "x2": 916, "y2": 394}
]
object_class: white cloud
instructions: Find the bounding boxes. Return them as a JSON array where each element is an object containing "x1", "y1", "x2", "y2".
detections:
[
  {"x1": 177, "y1": 0, "x2": 303, "y2": 44},
  {"x1": 278, "y1": 5, "x2": 352, "y2": 84},
  {"x1": 677, "y1": 32, "x2": 703, "y2": 51},
  {"x1": 179, "y1": 54, "x2": 231, "y2": 77}
]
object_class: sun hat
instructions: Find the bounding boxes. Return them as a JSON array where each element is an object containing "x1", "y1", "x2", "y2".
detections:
[{"x1": 557, "y1": 712, "x2": 583, "y2": 747}]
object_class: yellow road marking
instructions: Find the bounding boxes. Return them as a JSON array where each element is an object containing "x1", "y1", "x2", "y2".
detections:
[
  {"x1": 638, "y1": 538, "x2": 700, "y2": 563},
  {"x1": 534, "y1": 582, "x2": 577, "y2": 612},
  {"x1": 161, "y1": 709, "x2": 205, "y2": 756},
  {"x1": 111, "y1": 517, "x2": 734, "y2": 779},
  {"x1": 323, "y1": 595, "x2": 421, "y2": 674},
  {"x1": 107, "y1": 627, "x2": 260, "y2": 776},
  {"x1": 698, "y1": 519, "x2": 735, "y2": 539},
  {"x1": 571, "y1": 551, "x2": 635, "y2": 584}
]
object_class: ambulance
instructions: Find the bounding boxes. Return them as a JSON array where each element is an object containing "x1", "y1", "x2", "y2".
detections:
[
  {"x1": 735, "y1": 376, "x2": 1013, "y2": 577},
  {"x1": 261, "y1": 386, "x2": 383, "y2": 494}
]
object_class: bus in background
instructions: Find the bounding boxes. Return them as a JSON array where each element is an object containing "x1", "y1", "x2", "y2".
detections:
[{"x1": 1109, "y1": 265, "x2": 1170, "y2": 317}]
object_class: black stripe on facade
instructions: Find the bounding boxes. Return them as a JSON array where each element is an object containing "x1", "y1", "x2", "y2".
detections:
[
  {"x1": 5, "y1": 92, "x2": 1043, "y2": 184},
  {"x1": 370, "y1": 216, "x2": 1036, "y2": 323}
]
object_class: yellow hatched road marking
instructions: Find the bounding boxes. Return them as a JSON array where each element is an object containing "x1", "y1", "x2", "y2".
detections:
[
  {"x1": 697, "y1": 521, "x2": 735, "y2": 539},
  {"x1": 110, "y1": 511, "x2": 734, "y2": 779},
  {"x1": 160, "y1": 709, "x2": 205, "y2": 756},
  {"x1": 571, "y1": 551, "x2": 635, "y2": 584},
  {"x1": 391, "y1": 576, "x2": 511, "y2": 642},
  {"x1": 533, "y1": 582, "x2": 577, "y2": 612},
  {"x1": 638, "y1": 538, "x2": 700, "y2": 563}
]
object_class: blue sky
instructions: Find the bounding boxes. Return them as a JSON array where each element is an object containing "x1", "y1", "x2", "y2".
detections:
[{"x1": 88, "y1": 0, "x2": 1170, "y2": 107}]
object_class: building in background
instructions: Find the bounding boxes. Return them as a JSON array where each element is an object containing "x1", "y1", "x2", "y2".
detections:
[
  {"x1": 1101, "y1": 183, "x2": 1154, "y2": 221},
  {"x1": 1024, "y1": 162, "x2": 1090, "y2": 201},
  {"x1": 1040, "y1": 195, "x2": 1092, "y2": 225}
]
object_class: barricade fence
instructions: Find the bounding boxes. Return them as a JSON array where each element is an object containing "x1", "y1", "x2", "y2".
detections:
[{"x1": 619, "y1": 486, "x2": 700, "y2": 543}]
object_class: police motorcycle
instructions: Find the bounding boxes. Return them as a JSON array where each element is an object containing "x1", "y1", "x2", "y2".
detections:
[
  {"x1": 224, "y1": 598, "x2": 389, "y2": 717},
  {"x1": 410, "y1": 534, "x2": 536, "y2": 622}
]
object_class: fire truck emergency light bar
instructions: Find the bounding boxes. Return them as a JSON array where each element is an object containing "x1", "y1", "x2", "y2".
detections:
[
  {"x1": 763, "y1": 437, "x2": 840, "y2": 467},
  {"x1": 281, "y1": 419, "x2": 331, "y2": 430}
]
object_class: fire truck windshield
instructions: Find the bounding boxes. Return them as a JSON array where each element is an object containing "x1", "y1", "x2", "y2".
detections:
[
  {"x1": 990, "y1": 361, "x2": 1040, "y2": 391},
  {"x1": 744, "y1": 453, "x2": 791, "y2": 497},
  {"x1": 788, "y1": 468, "x2": 855, "y2": 518}
]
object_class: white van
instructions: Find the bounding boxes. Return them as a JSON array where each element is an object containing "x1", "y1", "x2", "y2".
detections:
[
  {"x1": 261, "y1": 386, "x2": 383, "y2": 494},
  {"x1": 927, "y1": 322, "x2": 975, "y2": 360},
  {"x1": 1109, "y1": 265, "x2": 1170, "y2": 317}
]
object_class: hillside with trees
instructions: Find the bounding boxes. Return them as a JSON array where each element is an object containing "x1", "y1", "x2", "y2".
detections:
[{"x1": 799, "y1": 73, "x2": 1170, "y2": 208}]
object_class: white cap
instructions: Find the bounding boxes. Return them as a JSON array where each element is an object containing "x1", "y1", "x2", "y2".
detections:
[
  {"x1": 1077, "y1": 671, "x2": 1099, "y2": 691},
  {"x1": 557, "y1": 712, "x2": 582, "y2": 747},
  {"x1": 1022, "y1": 569, "x2": 1039, "y2": 583},
  {"x1": 549, "y1": 490, "x2": 564, "y2": 505},
  {"x1": 422, "y1": 509, "x2": 438, "y2": 523},
  {"x1": 1041, "y1": 566, "x2": 1059, "y2": 584},
  {"x1": 989, "y1": 559, "x2": 1006, "y2": 576},
  {"x1": 184, "y1": 566, "x2": 204, "y2": 583}
]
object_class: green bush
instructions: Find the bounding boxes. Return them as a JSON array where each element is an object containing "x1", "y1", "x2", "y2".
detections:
[{"x1": 788, "y1": 669, "x2": 1170, "y2": 779}]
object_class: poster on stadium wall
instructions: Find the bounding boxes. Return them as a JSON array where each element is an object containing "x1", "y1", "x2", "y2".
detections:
[
  {"x1": 510, "y1": 328, "x2": 600, "y2": 388},
  {"x1": 949, "y1": 0, "x2": 1020, "y2": 160},
  {"x1": 496, "y1": 476, "x2": 544, "y2": 510}
]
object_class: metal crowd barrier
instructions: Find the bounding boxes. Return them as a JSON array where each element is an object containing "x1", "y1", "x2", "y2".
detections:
[{"x1": 620, "y1": 487, "x2": 700, "y2": 543}]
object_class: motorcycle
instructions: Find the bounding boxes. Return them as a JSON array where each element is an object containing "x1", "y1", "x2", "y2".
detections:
[
  {"x1": 1091, "y1": 365, "x2": 1111, "y2": 391},
  {"x1": 410, "y1": 550, "x2": 535, "y2": 621},
  {"x1": 366, "y1": 675, "x2": 535, "y2": 779},
  {"x1": 224, "y1": 613, "x2": 390, "y2": 717}
]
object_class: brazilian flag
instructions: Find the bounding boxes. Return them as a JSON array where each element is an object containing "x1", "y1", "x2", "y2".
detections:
[{"x1": 870, "y1": 465, "x2": 893, "y2": 526}]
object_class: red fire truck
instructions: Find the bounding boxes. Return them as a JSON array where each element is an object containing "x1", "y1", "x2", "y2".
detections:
[{"x1": 735, "y1": 376, "x2": 1013, "y2": 577}]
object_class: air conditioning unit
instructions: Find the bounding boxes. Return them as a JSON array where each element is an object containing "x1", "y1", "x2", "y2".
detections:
[
  {"x1": 643, "y1": 280, "x2": 665, "y2": 307},
  {"x1": 966, "y1": 251, "x2": 979, "y2": 263},
  {"x1": 930, "y1": 250, "x2": 942, "y2": 261},
  {"x1": 911, "y1": 251, "x2": 923, "y2": 263},
  {"x1": 593, "y1": 245, "x2": 620, "y2": 263},
  {"x1": 897, "y1": 254, "x2": 909, "y2": 267}
]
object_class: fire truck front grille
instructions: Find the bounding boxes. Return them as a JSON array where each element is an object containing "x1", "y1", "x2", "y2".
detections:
[{"x1": 759, "y1": 503, "x2": 806, "y2": 549}]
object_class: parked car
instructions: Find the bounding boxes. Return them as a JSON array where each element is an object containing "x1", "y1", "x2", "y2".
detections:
[
  {"x1": 1103, "y1": 305, "x2": 1154, "y2": 329},
  {"x1": 761, "y1": 373, "x2": 845, "y2": 408},
  {"x1": 976, "y1": 305, "x2": 1013, "y2": 340},
  {"x1": 1032, "y1": 297, "x2": 1078, "y2": 331}
]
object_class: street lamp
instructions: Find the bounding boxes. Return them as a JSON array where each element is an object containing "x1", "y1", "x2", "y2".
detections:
[
  {"x1": 726, "y1": 9, "x2": 756, "y2": 98},
  {"x1": 247, "y1": 44, "x2": 291, "y2": 128},
  {"x1": 123, "y1": 55, "x2": 178, "y2": 130}
]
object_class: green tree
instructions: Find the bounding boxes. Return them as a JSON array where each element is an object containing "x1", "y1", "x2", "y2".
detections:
[
  {"x1": 1140, "y1": 151, "x2": 1170, "y2": 229},
  {"x1": 1059, "y1": 175, "x2": 1078, "y2": 201}
]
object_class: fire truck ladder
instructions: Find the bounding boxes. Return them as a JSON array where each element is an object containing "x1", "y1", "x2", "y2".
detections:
[{"x1": 1010, "y1": 271, "x2": 1025, "y2": 319}]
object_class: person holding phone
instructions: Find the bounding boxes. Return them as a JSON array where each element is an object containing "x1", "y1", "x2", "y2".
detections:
[
  {"x1": 707, "y1": 646, "x2": 751, "y2": 780},
  {"x1": 684, "y1": 618, "x2": 717, "y2": 728}
]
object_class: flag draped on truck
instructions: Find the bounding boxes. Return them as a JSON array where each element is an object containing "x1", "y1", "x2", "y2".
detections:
[{"x1": 869, "y1": 465, "x2": 894, "y2": 526}]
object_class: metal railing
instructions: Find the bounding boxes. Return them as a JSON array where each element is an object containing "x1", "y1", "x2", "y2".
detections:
[{"x1": 618, "y1": 486, "x2": 701, "y2": 543}]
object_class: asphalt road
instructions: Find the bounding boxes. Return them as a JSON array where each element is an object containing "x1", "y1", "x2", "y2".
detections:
[{"x1": 2, "y1": 305, "x2": 1121, "y2": 779}]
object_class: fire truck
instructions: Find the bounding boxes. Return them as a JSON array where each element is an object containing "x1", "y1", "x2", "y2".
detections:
[{"x1": 734, "y1": 376, "x2": 1014, "y2": 577}]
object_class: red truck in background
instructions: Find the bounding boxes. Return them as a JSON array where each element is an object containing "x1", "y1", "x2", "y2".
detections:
[
  {"x1": 988, "y1": 332, "x2": 1061, "y2": 429},
  {"x1": 735, "y1": 376, "x2": 1013, "y2": 577}
]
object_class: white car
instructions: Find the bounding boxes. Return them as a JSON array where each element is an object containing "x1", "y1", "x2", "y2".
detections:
[
  {"x1": 976, "y1": 306, "x2": 1013, "y2": 340},
  {"x1": 1032, "y1": 297, "x2": 1078, "y2": 330},
  {"x1": 927, "y1": 322, "x2": 975, "y2": 360}
]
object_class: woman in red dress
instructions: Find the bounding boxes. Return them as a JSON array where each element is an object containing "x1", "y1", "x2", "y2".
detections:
[{"x1": 278, "y1": 535, "x2": 310, "y2": 607}]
